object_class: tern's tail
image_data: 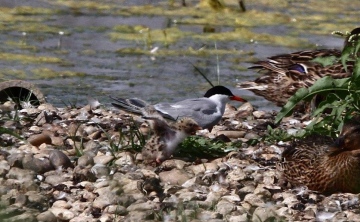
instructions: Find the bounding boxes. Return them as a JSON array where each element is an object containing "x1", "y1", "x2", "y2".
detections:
[{"x1": 110, "y1": 97, "x2": 149, "y2": 115}]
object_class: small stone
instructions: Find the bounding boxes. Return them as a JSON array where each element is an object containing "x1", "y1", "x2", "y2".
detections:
[
  {"x1": 77, "y1": 153, "x2": 95, "y2": 167},
  {"x1": 52, "y1": 200, "x2": 72, "y2": 209},
  {"x1": 83, "y1": 125, "x2": 98, "y2": 136},
  {"x1": 29, "y1": 125, "x2": 42, "y2": 133},
  {"x1": 3, "y1": 212, "x2": 37, "y2": 222},
  {"x1": 252, "y1": 110, "x2": 266, "y2": 119},
  {"x1": 252, "y1": 206, "x2": 281, "y2": 222},
  {"x1": 37, "y1": 103, "x2": 58, "y2": 111},
  {"x1": 125, "y1": 210, "x2": 151, "y2": 222},
  {"x1": 244, "y1": 193, "x2": 265, "y2": 207},
  {"x1": 50, "y1": 207, "x2": 75, "y2": 220},
  {"x1": 216, "y1": 130, "x2": 246, "y2": 139},
  {"x1": 188, "y1": 164, "x2": 206, "y2": 175},
  {"x1": 0, "y1": 160, "x2": 10, "y2": 176},
  {"x1": 227, "y1": 168, "x2": 246, "y2": 182},
  {"x1": 114, "y1": 152, "x2": 134, "y2": 166},
  {"x1": 235, "y1": 102, "x2": 254, "y2": 118},
  {"x1": 244, "y1": 132, "x2": 260, "y2": 140},
  {"x1": 28, "y1": 133, "x2": 52, "y2": 147},
  {"x1": 70, "y1": 215, "x2": 96, "y2": 222},
  {"x1": 91, "y1": 164, "x2": 110, "y2": 179},
  {"x1": 221, "y1": 194, "x2": 241, "y2": 203},
  {"x1": 73, "y1": 166, "x2": 97, "y2": 182},
  {"x1": 82, "y1": 190, "x2": 97, "y2": 202},
  {"x1": 37, "y1": 210, "x2": 57, "y2": 222},
  {"x1": 216, "y1": 200, "x2": 236, "y2": 215},
  {"x1": 26, "y1": 191, "x2": 47, "y2": 208},
  {"x1": 127, "y1": 201, "x2": 159, "y2": 211},
  {"x1": 49, "y1": 150, "x2": 73, "y2": 169},
  {"x1": 50, "y1": 136, "x2": 63, "y2": 146},
  {"x1": 7, "y1": 153, "x2": 25, "y2": 168},
  {"x1": 93, "y1": 155, "x2": 114, "y2": 165},
  {"x1": 71, "y1": 201, "x2": 90, "y2": 212},
  {"x1": 93, "y1": 190, "x2": 118, "y2": 209},
  {"x1": 226, "y1": 213, "x2": 248, "y2": 222},
  {"x1": 105, "y1": 205, "x2": 127, "y2": 215},
  {"x1": 22, "y1": 154, "x2": 54, "y2": 174},
  {"x1": 44, "y1": 174, "x2": 68, "y2": 186},
  {"x1": 14, "y1": 193, "x2": 27, "y2": 206},
  {"x1": 196, "y1": 210, "x2": 222, "y2": 220},
  {"x1": 88, "y1": 130, "x2": 102, "y2": 140},
  {"x1": 6, "y1": 167, "x2": 35, "y2": 181},
  {"x1": 159, "y1": 169, "x2": 191, "y2": 185}
]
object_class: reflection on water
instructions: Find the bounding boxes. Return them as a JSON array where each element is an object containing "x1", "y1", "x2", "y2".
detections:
[{"x1": 0, "y1": 0, "x2": 358, "y2": 111}]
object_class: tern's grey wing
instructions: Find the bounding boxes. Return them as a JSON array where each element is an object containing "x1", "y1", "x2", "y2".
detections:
[
  {"x1": 110, "y1": 97, "x2": 149, "y2": 115},
  {"x1": 154, "y1": 98, "x2": 220, "y2": 129}
]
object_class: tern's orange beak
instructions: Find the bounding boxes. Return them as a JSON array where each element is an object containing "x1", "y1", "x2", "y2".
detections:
[{"x1": 230, "y1": 95, "x2": 247, "y2": 102}]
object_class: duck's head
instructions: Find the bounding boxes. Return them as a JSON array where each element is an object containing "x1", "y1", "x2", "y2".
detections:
[{"x1": 333, "y1": 120, "x2": 360, "y2": 151}]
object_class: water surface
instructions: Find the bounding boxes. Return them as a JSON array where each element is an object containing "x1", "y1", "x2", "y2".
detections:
[{"x1": 0, "y1": 0, "x2": 358, "y2": 111}]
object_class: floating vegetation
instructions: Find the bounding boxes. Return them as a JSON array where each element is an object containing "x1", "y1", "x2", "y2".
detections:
[
  {"x1": 0, "y1": 53, "x2": 67, "y2": 65},
  {"x1": 31, "y1": 68, "x2": 86, "y2": 79},
  {"x1": 116, "y1": 46, "x2": 253, "y2": 58}
]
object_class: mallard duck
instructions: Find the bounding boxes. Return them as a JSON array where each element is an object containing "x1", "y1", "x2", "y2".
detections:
[
  {"x1": 278, "y1": 121, "x2": 360, "y2": 194},
  {"x1": 238, "y1": 49, "x2": 353, "y2": 108}
]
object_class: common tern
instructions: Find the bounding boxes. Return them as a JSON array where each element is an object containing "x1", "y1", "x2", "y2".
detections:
[{"x1": 111, "y1": 85, "x2": 247, "y2": 130}]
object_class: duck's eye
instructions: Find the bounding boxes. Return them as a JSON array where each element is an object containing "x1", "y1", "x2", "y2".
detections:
[{"x1": 188, "y1": 123, "x2": 194, "y2": 127}]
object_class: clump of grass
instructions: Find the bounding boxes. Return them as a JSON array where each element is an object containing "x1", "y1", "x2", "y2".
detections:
[
  {"x1": 66, "y1": 122, "x2": 86, "y2": 157},
  {"x1": 100, "y1": 118, "x2": 146, "y2": 157}
]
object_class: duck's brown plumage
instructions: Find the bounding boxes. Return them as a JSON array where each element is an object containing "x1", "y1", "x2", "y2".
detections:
[
  {"x1": 238, "y1": 49, "x2": 353, "y2": 108},
  {"x1": 278, "y1": 122, "x2": 360, "y2": 194}
]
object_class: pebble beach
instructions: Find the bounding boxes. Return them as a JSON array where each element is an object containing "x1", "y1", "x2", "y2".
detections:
[{"x1": 0, "y1": 100, "x2": 359, "y2": 222}]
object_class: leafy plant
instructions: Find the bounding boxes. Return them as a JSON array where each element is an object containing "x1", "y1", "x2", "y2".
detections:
[
  {"x1": 275, "y1": 28, "x2": 360, "y2": 137},
  {"x1": 176, "y1": 136, "x2": 238, "y2": 159},
  {"x1": 264, "y1": 125, "x2": 306, "y2": 143}
]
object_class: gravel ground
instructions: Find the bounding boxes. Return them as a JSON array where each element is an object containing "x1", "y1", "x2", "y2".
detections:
[{"x1": 0, "y1": 101, "x2": 359, "y2": 222}]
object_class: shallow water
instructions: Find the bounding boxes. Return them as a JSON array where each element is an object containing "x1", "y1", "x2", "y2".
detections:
[{"x1": 0, "y1": 0, "x2": 359, "y2": 111}]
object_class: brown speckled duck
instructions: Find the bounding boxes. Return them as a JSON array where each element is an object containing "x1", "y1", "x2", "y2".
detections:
[
  {"x1": 278, "y1": 121, "x2": 360, "y2": 194},
  {"x1": 238, "y1": 49, "x2": 353, "y2": 107},
  {"x1": 238, "y1": 27, "x2": 360, "y2": 108}
]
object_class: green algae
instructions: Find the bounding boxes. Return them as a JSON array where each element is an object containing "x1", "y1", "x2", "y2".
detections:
[
  {"x1": 116, "y1": 46, "x2": 253, "y2": 59},
  {"x1": 0, "y1": 69, "x2": 27, "y2": 79},
  {"x1": 0, "y1": 68, "x2": 84, "y2": 84},
  {"x1": 10, "y1": 6, "x2": 56, "y2": 15},
  {"x1": 111, "y1": 24, "x2": 311, "y2": 49},
  {"x1": 0, "y1": 7, "x2": 62, "y2": 33},
  {"x1": 0, "y1": 53, "x2": 67, "y2": 65},
  {"x1": 31, "y1": 68, "x2": 86, "y2": 79},
  {"x1": 5, "y1": 41, "x2": 38, "y2": 52},
  {"x1": 177, "y1": 9, "x2": 290, "y2": 27},
  {"x1": 48, "y1": 0, "x2": 114, "y2": 11},
  {"x1": 193, "y1": 28, "x2": 312, "y2": 48},
  {"x1": 110, "y1": 26, "x2": 192, "y2": 46}
]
